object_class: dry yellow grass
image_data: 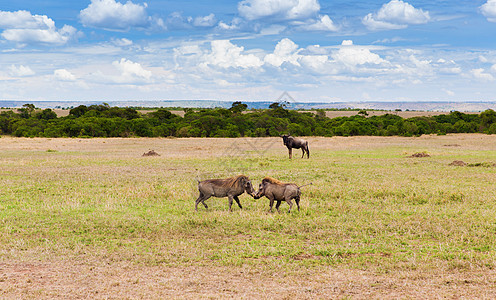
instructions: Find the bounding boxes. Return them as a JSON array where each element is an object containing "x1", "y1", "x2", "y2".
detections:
[{"x1": 1, "y1": 134, "x2": 496, "y2": 298}]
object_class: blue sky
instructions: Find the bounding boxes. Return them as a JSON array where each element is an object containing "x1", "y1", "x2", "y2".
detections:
[{"x1": 1, "y1": 0, "x2": 496, "y2": 102}]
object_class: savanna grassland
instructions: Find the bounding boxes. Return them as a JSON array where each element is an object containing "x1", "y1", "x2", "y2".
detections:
[{"x1": 1, "y1": 134, "x2": 496, "y2": 298}]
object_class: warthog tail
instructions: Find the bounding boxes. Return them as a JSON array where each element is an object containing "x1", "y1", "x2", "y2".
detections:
[
  {"x1": 298, "y1": 183, "x2": 312, "y2": 189},
  {"x1": 195, "y1": 170, "x2": 202, "y2": 184}
]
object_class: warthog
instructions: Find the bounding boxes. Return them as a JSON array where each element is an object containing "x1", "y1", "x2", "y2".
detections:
[
  {"x1": 195, "y1": 175, "x2": 255, "y2": 211},
  {"x1": 253, "y1": 177, "x2": 312, "y2": 213},
  {"x1": 281, "y1": 135, "x2": 309, "y2": 159}
]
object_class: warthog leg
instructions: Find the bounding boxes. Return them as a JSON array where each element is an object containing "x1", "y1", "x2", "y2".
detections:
[
  {"x1": 233, "y1": 195, "x2": 243, "y2": 209},
  {"x1": 195, "y1": 193, "x2": 209, "y2": 211},
  {"x1": 294, "y1": 196, "x2": 300, "y2": 211},
  {"x1": 275, "y1": 200, "x2": 282, "y2": 212},
  {"x1": 228, "y1": 195, "x2": 234, "y2": 212},
  {"x1": 268, "y1": 197, "x2": 275, "y2": 212},
  {"x1": 285, "y1": 198, "x2": 294, "y2": 213}
]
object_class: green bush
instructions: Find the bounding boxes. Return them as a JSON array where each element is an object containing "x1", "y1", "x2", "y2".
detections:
[{"x1": 1, "y1": 104, "x2": 495, "y2": 138}]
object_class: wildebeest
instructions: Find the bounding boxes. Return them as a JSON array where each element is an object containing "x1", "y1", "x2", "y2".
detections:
[
  {"x1": 195, "y1": 175, "x2": 255, "y2": 211},
  {"x1": 281, "y1": 135, "x2": 309, "y2": 159},
  {"x1": 253, "y1": 177, "x2": 312, "y2": 213}
]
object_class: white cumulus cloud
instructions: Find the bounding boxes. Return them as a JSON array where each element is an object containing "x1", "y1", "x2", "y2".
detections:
[
  {"x1": 54, "y1": 69, "x2": 77, "y2": 81},
  {"x1": 295, "y1": 14, "x2": 339, "y2": 31},
  {"x1": 9, "y1": 65, "x2": 35, "y2": 77},
  {"x1": 264, "y1": 38, "x2": 301, "y2": 67},
  {"x1": 193, "y1": 14, "x2": 217, "y2": 27},
  {"x1": 471, "y1": 68, "x2": 494, "y2": 81},
  {"x1": 362, "y1": 0, "x2": 430, "y2": 31},
  {"x1": 217, "y1": 18, "x2": 242, "y2": 30},
  {"x1": 299, "y1": 54, "x2": 329, "y2": 72},
  {"x1": 238, "y1": 0, "x2": 320, "y2": 21},
  {"x1": 112, "y1": 38, "x2": 133, "y2": 47},
  {"x1": 203, "y1": 40, "x2": 263, "y2": 68},
  {"x1": 443, "y1": 89, "x2": 455, "y2": 96},
  {"x1": 0, "y1": 10, "x2": 77, "y2": 45},
  {"x1": 0, "y1": 10, "x2": 52, "y2": 29},
  {"x1": 481, "y1": 0, "x2": 496, "y2": 22},
  {"x1": 80, "y1": 0, "x2": 163, "y2": 31},
  {"x1": 332, "y1": 40, "x2": 386, "y2": 66},
  {"x1": 166, "y1": 12, "x2": 218, "y2": 29},
  {"x1": 113, "y1": 58, "x2": 152, "y2": 80}
]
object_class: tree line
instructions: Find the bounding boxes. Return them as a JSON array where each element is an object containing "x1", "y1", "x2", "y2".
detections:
[{"x1": 1, "y1": 102, "x2": 496, "y2": 138}]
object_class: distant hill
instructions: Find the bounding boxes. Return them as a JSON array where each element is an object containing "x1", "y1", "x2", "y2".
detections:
[{"x1": 1, "y1": 100, "x2": 496, "y2": 112}]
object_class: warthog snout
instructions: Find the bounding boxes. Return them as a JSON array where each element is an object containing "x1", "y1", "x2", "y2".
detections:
[
  {"x1": 253, "y1": 183, "x2": 265, "y2": 199},
  {"x1": 244, "y1": 180, "x2": 256, "y2": 197}
]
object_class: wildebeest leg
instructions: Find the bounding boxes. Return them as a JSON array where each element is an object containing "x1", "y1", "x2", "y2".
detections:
[
  {"x1": 288, "y1": 147, "x2": 292, "y2": 159},
  {"x1": 306, "y1": 144, "x2": 310, "y2": 158},
  {"x1": 301, "y1": 148, "x2": 305, "y2": 158},
  {"x1": 285, "y1": 198, "x2": 293, "y2": 213},
  {"x1": 275, "y1": 200, "x2": 282, "y2": 212},
  {"x1": 228, "y1": 195, "x2": 234, "y2": 212},
  {"x1": 294, "y1": 196, "x2": 300, "y2": 211},
  {"x1": 234, "y1": 195, "x2": 243, "y2": 209}
]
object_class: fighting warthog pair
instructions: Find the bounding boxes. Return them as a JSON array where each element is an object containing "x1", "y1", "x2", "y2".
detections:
[{"x1": 195, "y1": 175, "x2": 311, "y2": 213}]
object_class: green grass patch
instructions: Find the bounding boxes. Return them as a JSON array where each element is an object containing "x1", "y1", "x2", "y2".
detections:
[{"x1": 1, "y1": 136, "x2": 496, "y2": 273}]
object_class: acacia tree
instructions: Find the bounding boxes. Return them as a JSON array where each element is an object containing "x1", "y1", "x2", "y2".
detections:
[
  {"x1": 18, "y1": 104, "x2": 36, "y2": 119},
  {"x1": 230, "y1": 101, "x2": 248, "y2": 114}
]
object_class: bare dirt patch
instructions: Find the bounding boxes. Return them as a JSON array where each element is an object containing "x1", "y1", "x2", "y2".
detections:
[
  {"x1": 449, "y1": 160, "x2": 467, "y2": 166},
  {"x1": 142, "y1": 150, "x2": 160, "y2": 156},
  {"x1": 408, "y1": 152, "x2": 430, "y2": 158},
  {"x1": 2, "y1": 260, "x2": 496, "y2": 299}
]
